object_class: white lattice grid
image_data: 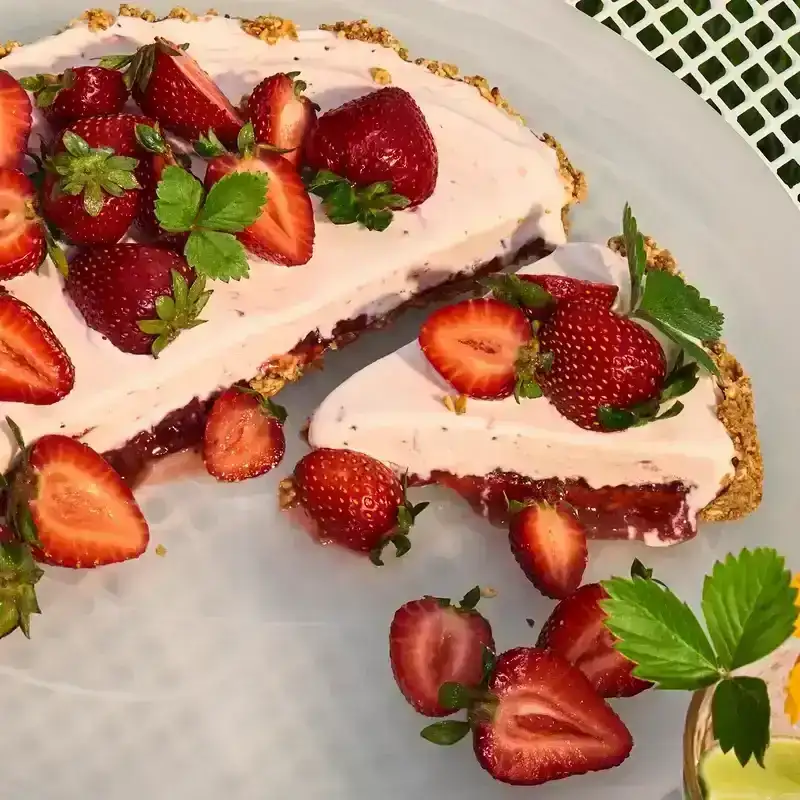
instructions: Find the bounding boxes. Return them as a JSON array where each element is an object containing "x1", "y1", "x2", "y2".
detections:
[{"x1": 566, "y1": 0, "x2": 800, "y2": 207}]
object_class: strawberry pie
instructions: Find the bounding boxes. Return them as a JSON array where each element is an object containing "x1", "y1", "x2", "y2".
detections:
[
  {"x1": 308, "y1": 210, "x2": 763, "y2": 546},
  {"x1": 0, "y1": 11, "x2": 581, "y2": 482}
]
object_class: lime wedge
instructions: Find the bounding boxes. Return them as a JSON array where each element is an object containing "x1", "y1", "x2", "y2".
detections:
[{"x1": 699, "y1": 738, "x2": 800, "y2": 799}]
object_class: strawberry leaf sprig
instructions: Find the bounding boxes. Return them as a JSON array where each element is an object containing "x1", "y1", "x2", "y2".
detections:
[
  {"x1": 601, "y1": 548, "x2": 799, "y2": 768},
  {"x1": 154, "y1": 164, "x2": 267, "y2": 282},
  {"x1": 305, "y1": 169, "x2": 411, "y2": 232},
  {"x1": 622, "y1": 203, "x2": 724, "y2": 376}
]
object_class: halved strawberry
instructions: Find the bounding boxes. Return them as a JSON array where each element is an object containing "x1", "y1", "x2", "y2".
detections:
[
  {"x1": 246, "y1": 71, "x2": 317, "y2": 168},
  {"x1": 537, "y1": 583, "x2": 652, "y2": 698},
  {"x1": 508, "y1": 502, "x2": 588, "y2": 599},
  {"x1": 0, "y1": 168, "x2": 45, "y2": 280},
  {"x1": 390, "y1": 592, "x2": 495, "y2": 717},
  {"x1": 472, "y1": 648, "x2": 633, "y2": 785},
  {"x1": 0, "y1": 291, "x2": 74, "y2": 404},
  {"x1": 419, "y1": 298, "x2": 533, "y2": 399},
  {"x1": 203, "y1": 386, "x2": 287, "y2": 482},
  {"x1": 105, "y1": 39, "x2": 242, "y2": 145},
  {"x1": 0, "y1": 71, "x2": 32, "y2": 170},
  {"x1": 20, "y1": 434, "x2": 149, "y2": 568},
  {"x1": 204, "y1": 144, "x2": 314, "y2": 266}
]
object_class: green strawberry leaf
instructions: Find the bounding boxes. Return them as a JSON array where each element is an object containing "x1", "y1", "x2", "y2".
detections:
[
  {"x1": 481, "y1": 274, "x2": 553, "y2": 310},
  {"x1": 135, "y1": 123, "x2": 169, "y2": 155},
  {"x1": 600, "y1": 575, "x2": 721, "y2": 689},
  {"x1": 137, "y1": 271, "x2": 213, "y2": 358},
  {"x1": 701, "y1": 548, "x2": 798, "y2": 671},
  {"x1": 236, "y1": 121, "x2": 256, "y2": 157},
  {"x1": 622, "y1": 202, "x2": 647, "y2": 312},
  {"x1": 306, "y1": 169, "x2": 410, "y2": 231},
  {"x1": 420, "y1": 721, "x2": 471, "y2": 746},
  {"x1": 638, "y1": 270, "x2": 724, "y2": 342},
  {"x1": 438, "y1": 682, "x2": 474, "y2": 711},
  {"x1": 711, "y1": 676, "x2": 770, "y2": 768},
  {"x1": 185, "y1": 230, "x2": 250, "y2": 282},
  {"x1": 155, "y1": 165, "x2": 204, "y2": 233},
  {"x1": 194, "y1": 128, "x2": 227, "y2": 158},
  {"x1": 460, "y1": 586, "x2": 482, "y2": 611},
  {"x1": 195, "y1": 171, "x2": 268, "y2": 232}
]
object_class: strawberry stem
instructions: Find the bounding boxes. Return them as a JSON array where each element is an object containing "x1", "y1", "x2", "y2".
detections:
[{"x1": 305, "y1": 169, "x2": 410, "y2": 232}]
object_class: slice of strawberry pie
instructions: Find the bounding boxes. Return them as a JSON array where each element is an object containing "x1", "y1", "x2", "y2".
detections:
[
  {"x1": 0, "y1": 13, "x2": 581, "y2": 482},
  {"x1": 308, "y1": 206, "x2": 763, "y2": 545}
]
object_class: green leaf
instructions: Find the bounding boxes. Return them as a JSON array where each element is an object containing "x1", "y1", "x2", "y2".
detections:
[
  {"x1": 82, "y1": 182, "x2": 104, "y2": 217},
  {"x1": 194, "y1": 129, "x2": 227, "y2": 158},
  {"x1": 171, "y1": 269, "x2": 188, "y2": 310},
  {"x1": 61, "y1": 131, "x2": 90, "y2": 158},
  {"x1": 306, "y1": 169, "x2": 343, "y2": 195},
  {"x1": 98, "y1": 53, "x2": 135, "y2": 70},
  {"x1": 35, "y1": 85, "x2": 61, "y2": 108},
  {"x1": 396, "y1": 504, "x2": 413, "y2": 532},
  {"x1": 135, "y1": 124, "x2": 168, "y2": 155},
  {"x1": 622, "y1": 202, "x2": 647, "y2": 312},
  {"x1": 155, "y1": 295, "x2": 175, "y2": 321},
  {"x1": 155, "y1": 166, "x2": 204, "y2": 233},
  {"x1": 661, "y1": 360, "x2": 700, "y2": 402},
  {"x1": 460, "y1": 586, "x2": 482, "y2": 611},
  {"x1": 438, "y1": 682, "x2": 473, "y2": 711},
  {"x1": 630, "y1": 558, "x2": 654, "y2": 581},
  {"x1": 513, "y1": 376, "x2": 543, "y2": 402},
  {"x1": 601, "y1": 575, "x2": 721, "y2": 690},
  {"x1": 481, "y1": 274, "x2": 553, "y2": 310},
  {"x1": 701, "y1": 548, "x2": 798, "y2": 671},
  {"x1": 359, "y1": 208, "x2": 392, "y2": 232},
  {"x1": 638, "y1": 270, "x2": 724, "y2": 342},
  {"x1": 19, "y1": 75, "x2": 46, "y2": 92},
  {"x1": 481, "y1": 646, "x2": 496, "y2": 683},
  {"x1": 185, "y1": 230, "x2": 250, "y2": 282},
  {"x1": 236, "y1": 121, "x2": 256, "y2": 156},
  {"x1": 420, "y1": 721, "x2": 471, "y2": 746},
  {"x1": 711, "y1": 676, "x2": 770, "y2": 768},
  {"x1": 196, "y1": 172, "x2": 268, "y2": 232},
  {"x1": 649, "y1": 320, "x2": 720, "y2": 376},
  {"x1": 392, "y1": 534, "x2": 412, "y2": 558},
  {"x1": 597, "y1": 405, "x2": 637, "y2": 431},
  {"x1": 138, "y1": 320, "x2": 167, "y2": 335}
]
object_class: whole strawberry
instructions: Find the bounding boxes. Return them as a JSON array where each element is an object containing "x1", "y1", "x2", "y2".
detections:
[
  {"x1": 41, "y1": 129, "x2": 141, "y2": 246},
  {"x1": 21, "y1": 67, "x2": 128, "y2": 127},
  {"x1": 246, "y1": 71, "x2": 317, "y2": 168},
  {"x1": 65, "y1": 244, "x2": 211, "y2": 356},
  {"x1": 103, "y1": 39, "x2": 242, "y2": 145},
  {"x1": 56, "y1": 112, "x2": 155, "y2": 157},
  {"x1": 538, "y1": 300, "x2": 667, "y2": 431},
  {"x1": 305, "y1": 86, "x2": 438, "y2": 214},
  {"x1": 290, "y1": 448, "x2": 427, "y2": 562}
]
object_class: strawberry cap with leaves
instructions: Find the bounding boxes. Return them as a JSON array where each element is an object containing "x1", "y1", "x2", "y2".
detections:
[{"x1": 601, "y1": 548, "x2": 799, "y2": 767}]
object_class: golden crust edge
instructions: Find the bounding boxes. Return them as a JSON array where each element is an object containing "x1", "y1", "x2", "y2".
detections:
[{"x1": 607, "y1": 235, "x2": 763, "y2": 524}]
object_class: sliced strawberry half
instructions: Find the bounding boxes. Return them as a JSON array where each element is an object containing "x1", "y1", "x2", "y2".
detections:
[
  {"x1": 108, "y1": 39, "x2": 242, "y2": 145},
  {"x1": 419, "y1": 298, "x2": 533, "y2": 399},
  {"x1": 205, "y1": 149, "x2": 314, "y2": 266},
  {"x1": 23, "y1": 435, "x2": 149, "y2": 568},
  {"x1": 508, "y1": 502, "x2": 588, "y2": 599},
  {"x1": 0, "y1": 168, "x2": 45, "y2": 280},
  {"x1": 0, "y1": 71, "x2": 32, "y2": 170},
  {"x1": 390, "y1": 592, "x2": 495, "y2": 717},
  {"x1": 203, "y1": 386, "x2": 287, "y2": 482},
  {"x1": 472, "y1": 647, "x2": 634, "y2": 785},
  {"x1": 537, "y1": 583, "x2": 652, "y2": 698},
  {"x1": 0, "y1": 292, "x2": 74, "y2": 404},
  {"x1": 246, "y1": 71, "x2": 317, "y2": 168}
]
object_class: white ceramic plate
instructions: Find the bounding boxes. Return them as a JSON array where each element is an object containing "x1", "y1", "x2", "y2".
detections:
[{"x1": 1, "y1": 1, "x2": 797, "y2": 798}]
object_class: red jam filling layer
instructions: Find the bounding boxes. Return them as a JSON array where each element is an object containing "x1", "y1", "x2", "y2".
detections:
[{"x1": 429, "y1": 470, "x2": 694, "y2": 545}]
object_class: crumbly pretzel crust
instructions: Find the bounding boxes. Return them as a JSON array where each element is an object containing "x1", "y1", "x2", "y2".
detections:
[{"x1": 608, "y1": 236, "x2": 763, "y2": 523}]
